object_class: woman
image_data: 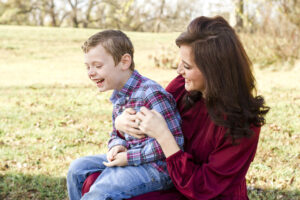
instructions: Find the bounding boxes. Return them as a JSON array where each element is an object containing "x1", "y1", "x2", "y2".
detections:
[{"x1": 81, "y1": 16, "x2": 269, "y2": 199}]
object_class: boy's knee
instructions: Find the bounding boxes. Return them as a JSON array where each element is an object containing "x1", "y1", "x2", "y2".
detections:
[{"x1": 68, "y1": 157, "x2": 85, "y2": 175}]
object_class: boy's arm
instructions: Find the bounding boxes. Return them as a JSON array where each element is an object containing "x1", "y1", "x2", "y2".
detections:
[
  {"x1": 108, "y1": 128, "x2": 128, "y2": 150},
  {"x1": 108, "y1": 112, "x2": 128, "y2": 150},
  {"x1": 127, "y1": 89, "x2": 184, "y2": 166}
]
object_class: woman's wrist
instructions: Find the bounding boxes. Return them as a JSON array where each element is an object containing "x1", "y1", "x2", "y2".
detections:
[{"x1": 157, "y1": 130, "x2": 181, "y2": 158}]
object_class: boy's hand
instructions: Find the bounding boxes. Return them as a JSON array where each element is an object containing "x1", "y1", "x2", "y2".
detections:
[
  {"x1": 107, "y1": 145, "x2": 127, "y2": 162},
  {"x1": 103, "y1": 152, "x2": 128, "y2": 167}
]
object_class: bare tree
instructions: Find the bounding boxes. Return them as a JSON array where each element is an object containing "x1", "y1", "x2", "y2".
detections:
[
  {"x1": 278, "y1": 0, "x2": 300, "y2": 27},
  {"x1": 66, "y1": 0, "x2": 84, "y2": 27},
  {"x1": 83, "y1": 0, "x2": 100, "y2": 28},
  {"x1": 0, "y1": 0, "x2": 36, "y2": 25},
  {"x1": 235, "y1": 0, "x2": 244, "y2": 31}
]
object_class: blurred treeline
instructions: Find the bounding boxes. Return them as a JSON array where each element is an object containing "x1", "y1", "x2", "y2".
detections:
[
  {"x1": 0, "y1": 0, "x2": 299, "y2": 68},
  {"x1": 0, "y1": 0, "x2": 196, "y2": 32}
]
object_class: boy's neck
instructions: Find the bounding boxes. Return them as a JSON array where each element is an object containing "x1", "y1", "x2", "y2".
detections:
[{"x1": 116, "y1": 70, "x2": 134, "y2": 91}]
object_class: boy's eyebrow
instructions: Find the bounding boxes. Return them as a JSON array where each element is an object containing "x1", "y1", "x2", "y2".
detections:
[
  {"x1": 84, "y1": 61, "x2": 103, "y2": 66},
  {"x1": 91, "y1": 61, "x2": 103, "y2": 65}
]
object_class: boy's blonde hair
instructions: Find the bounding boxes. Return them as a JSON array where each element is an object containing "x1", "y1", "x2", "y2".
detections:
[{"x1": 82, "y1": 30, "x2": 135, "y2": 70}]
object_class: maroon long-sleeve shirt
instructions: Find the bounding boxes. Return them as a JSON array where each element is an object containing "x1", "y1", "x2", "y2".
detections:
[{"x1": 82, "y1": 75, "x2": 260, "y2": 200}]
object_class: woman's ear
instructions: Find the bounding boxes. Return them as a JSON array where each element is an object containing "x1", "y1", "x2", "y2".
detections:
[{"x1": 120, "y1": 53, "x2": 132, "y2": 70}]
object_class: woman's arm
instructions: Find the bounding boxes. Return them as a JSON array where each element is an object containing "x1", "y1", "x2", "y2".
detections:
[
  {"x1": 165, "y1": 133, "x2": 259, "y2": 199},
  {"x1": 136, "y1": 107, "x2": 260, "y2": 199}
]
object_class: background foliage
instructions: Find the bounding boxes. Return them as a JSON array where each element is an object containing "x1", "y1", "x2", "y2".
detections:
[{"x1": 0, "y1": 0, "x2": 299, "y2": 199}]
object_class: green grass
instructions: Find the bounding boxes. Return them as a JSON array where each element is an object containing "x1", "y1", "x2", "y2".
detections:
[{"x1": 0, "y1": 25, "x2": 299, "y2": 199}]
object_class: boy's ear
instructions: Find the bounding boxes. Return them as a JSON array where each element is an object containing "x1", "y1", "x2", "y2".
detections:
[{"x1": 120, "y1": 53, "x2": 132, "y2": 70}]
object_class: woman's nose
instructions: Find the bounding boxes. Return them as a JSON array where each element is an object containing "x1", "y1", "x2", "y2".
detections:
[{"x1": 177, "y1": 63, "x2": 184, "y2": 75}]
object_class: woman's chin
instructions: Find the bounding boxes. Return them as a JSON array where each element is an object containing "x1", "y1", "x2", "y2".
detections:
[{"x1": 184, "y1": 84, "x2": 192, "y2": 91}]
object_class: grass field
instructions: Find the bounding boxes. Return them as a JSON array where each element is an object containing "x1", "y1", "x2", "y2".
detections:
[{"x1": 0, "y1": 25, "x2": 299, "y2": 200}]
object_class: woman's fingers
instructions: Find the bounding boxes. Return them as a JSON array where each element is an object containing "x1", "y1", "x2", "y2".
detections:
[
  {"x1": 151, "y1": 109, "x2": 164, "y2": 119},
  {"x1": 135, "y1": 112, "x2": 143, "y2": 121},
  {"x1": 129, "y1": 128, "x2": 146, "y2": 138},
  {"x1": 124, "y1": 108, "x2": 136, "y2": 115},
  {"x1": 136, "y1": 109, "x2": 148, "y2": 121},
  {"x1": 129, "y1": 119, "x2": 139, "y2": 128},
  {"x1": 139, "y1": 106, "x2": 152, "y2": 115}
]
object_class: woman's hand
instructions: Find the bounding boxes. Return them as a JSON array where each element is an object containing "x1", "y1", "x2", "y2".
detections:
[
  {"x1": 136, "y1": 107, "x2": 181, "y2": 157},
  {"x1": 115, "y1": 108, "x2": 146, "y2": 139},
  {"x1": 136, "y1": 107, "x2": 171, "y2": 141}
]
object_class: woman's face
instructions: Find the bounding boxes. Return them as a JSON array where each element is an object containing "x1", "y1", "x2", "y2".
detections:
[{"x1": 177, "y1": 45, "x2": 206, "y2": 93}]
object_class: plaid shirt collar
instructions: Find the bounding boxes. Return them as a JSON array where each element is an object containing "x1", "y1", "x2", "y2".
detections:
[{"x1": 110, "y1": 70, "x2": 142, "y2": 104}]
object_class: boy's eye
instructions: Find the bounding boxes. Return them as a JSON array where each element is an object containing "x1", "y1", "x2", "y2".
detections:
[
  {"x1": 96, "y1": 65, "x2": 102, "y2": 69},
  {"x1": 86, "y1": 66, "x2": 90, "y2": 70}
]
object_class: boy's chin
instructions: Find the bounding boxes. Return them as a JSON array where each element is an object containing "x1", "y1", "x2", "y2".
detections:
[
  {"x1": 98, "y1": 89, "x2": 106, "y2": 92},
  {"x1": 97, "y1": 87, "x2": 107, "y2": 92},
  {"x1": 97, "y1": 87, "x2": 113, "y2": 93}
]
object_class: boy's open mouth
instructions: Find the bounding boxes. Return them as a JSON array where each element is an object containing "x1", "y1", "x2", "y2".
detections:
[{"x1": 96, "y1": 79, "x2": 104, "y2": 87}]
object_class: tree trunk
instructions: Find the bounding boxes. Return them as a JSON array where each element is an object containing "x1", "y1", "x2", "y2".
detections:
[{"x1": 235, "y1": 0, "x2": 244, "y2": 31}]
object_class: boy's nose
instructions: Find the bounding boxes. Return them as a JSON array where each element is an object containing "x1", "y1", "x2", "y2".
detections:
[{"x1": 88, "y1": 69, "x2": 96, "y2": 77}]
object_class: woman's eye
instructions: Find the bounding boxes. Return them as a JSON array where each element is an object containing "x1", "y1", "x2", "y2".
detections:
[{"x1": 183, "y1": 65, "x2": 190, "y2": 69}]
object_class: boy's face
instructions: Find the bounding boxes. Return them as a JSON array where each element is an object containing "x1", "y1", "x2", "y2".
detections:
[{"x1": 84, "y1": 44, "x2": 125, "y2": 92}]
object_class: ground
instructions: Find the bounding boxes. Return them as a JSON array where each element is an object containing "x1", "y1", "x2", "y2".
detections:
[{"x1": 0, "y1": 25, "x2": 299, "y2": 199}]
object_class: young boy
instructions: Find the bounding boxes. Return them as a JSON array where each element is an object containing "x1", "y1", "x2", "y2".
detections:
[{"x1": 67, "y1": 30, "x2": 184, "y2": 200}]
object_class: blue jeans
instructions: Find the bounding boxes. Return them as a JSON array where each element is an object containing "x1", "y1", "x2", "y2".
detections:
[{"x1": 67, "y1": 154, "x2": 173, "y2": 200}]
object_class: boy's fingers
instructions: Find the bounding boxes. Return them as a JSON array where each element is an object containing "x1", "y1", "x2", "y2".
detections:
[
  {"x1": 112, "y1": 150, "x2": 118, "y2": 157},
  {"x1": 103, "y1": 161, "x2": 114, "y2": 167},
  {"x1": 107, "y1": 153, "x2": 113, "y2": 162},
  {"x1": 103, "y1": 159, "x2": 119, "y2": 167}
]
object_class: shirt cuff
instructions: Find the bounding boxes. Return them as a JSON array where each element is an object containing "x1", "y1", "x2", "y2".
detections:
[
  {"x1": 108, "y1": 139, "x2": 127, "y2": 150},
  {"x1": 166, "y1": 150, "x2": 183, "y2": 162},
  {"x1": 127, "y1": 149, "x2": 142, "y2": 166}
]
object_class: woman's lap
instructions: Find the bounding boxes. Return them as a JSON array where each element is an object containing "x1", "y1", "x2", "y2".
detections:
[{"x1": 82, "y1": 172, "x2": 186, "y2": 200}]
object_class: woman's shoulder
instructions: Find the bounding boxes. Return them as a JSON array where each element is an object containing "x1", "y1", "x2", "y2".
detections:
[{"x1": 165, "y1": 75, "x2": 186, "y2": 99}]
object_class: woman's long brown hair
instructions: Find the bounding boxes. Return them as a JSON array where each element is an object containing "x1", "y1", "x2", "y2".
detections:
[{"x1": 176, "y1": 16, "x2": 270, "y2": 143}]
